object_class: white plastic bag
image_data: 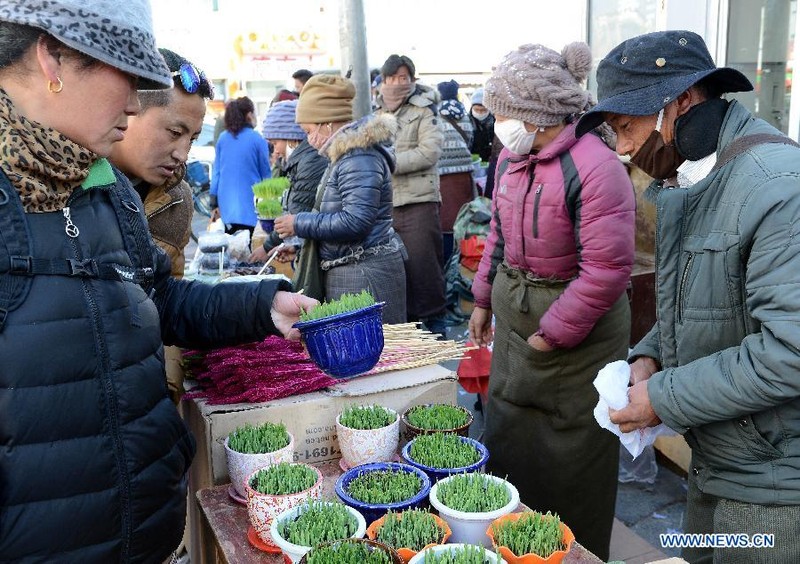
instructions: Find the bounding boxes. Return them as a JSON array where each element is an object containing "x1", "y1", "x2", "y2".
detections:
[{"x1": 593, "y1": 360, "x2": 673, "y2": 459}]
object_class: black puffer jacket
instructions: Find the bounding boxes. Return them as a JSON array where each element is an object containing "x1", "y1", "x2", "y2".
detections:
[
  {"x1": 293, "y1": 114, "x2": 398, "y2": 261},
  {"x1": 263, "y1": 139, "x2": 329, "y2": 251},
  {"x1": 469, "y1": 113, "x2": 496, "y2": 162},
  {"x1": 0, "y1": 164, "x2": 290, "y2": 562}
]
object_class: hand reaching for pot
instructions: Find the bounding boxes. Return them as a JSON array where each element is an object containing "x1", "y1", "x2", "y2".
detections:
[{"x1": 271, "y1": 290, "x2": 319, "y2": 340}]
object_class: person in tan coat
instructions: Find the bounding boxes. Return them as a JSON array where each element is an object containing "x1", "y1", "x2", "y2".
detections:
[
  {"x1": 376, "y1": 54, "x2": 447, "y2": 333},
  {"x1": 110, "y1": 48, "x2": 213, "y2": 403}
]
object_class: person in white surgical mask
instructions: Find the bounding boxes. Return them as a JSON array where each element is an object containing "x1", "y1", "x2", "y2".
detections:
[
  {"x1": 468, "y1": 87, "x2": 503, "y2": 197},
  {"x1": 467, "y1": 42, "x2": 636, "y2": 561},
  {"x1": 249, "y1": 99, "x2": 328, "y2": 263}
]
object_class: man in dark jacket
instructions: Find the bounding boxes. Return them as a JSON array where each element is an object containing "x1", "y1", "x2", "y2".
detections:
[
  {"x1": 110, "y1": 48, "x2": 213, "y2": 406},
  {"x1": 578, "y1": 30, "x2": 800, "y2": 563}
]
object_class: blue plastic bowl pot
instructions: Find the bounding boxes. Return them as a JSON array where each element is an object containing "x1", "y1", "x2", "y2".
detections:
[
  {"x1": 293, "y1": 302, "x2": 385, "y2": 379},
  {"x1": 335, "y1": 462, "x2": 431, "y2": 525},
  {"x1": 259, "y1": 218, "x2": 275, "y2": 233},
  {"x1": 400, "y1": 436, "x2": 490, "y2": 483}
]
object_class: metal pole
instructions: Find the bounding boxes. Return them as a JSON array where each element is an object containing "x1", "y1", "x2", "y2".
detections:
[{"x1": 339, "y1": 0, "x2": 371, "y2": 118}]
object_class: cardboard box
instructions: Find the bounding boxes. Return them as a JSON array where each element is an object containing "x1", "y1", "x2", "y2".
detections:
[
  {"x1": 654, "y1": 434, "x2": 691, "y2": 474},
  {"x1": 186, "y1": 364, "x2": 457, "y2": 564}
]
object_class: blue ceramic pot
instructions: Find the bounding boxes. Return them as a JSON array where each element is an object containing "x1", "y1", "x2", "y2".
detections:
[
  {"x1": 293, "y1": 303, "x2": 385, "y2": 379},
  {"x1": 259, "y1": 218, "x2": 275, "y2": 233},
  {"x1": 335, "y1": 462, "x2": 431, "y2": 525},
  {"x1": 400, "y1": 436, "x2": 490, "y2": 483}
]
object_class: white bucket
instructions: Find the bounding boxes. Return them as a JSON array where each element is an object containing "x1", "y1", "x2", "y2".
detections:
[
  {"x1": 408, "y1": 543, "x2": 507, "y2": 563},
  {"x1": 428, "y1": 474, "x2": 519, "y2": 548},
  {"x1": 270, "y1": 501, "x2": 367, "y2": 563}
]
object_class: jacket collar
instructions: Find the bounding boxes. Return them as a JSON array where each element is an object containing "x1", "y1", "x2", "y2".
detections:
[
  {"x1": 717, "y1": 100, "x2": 765, "y2": 152},
  {"x1": 528, "y1": 122, "x2": 580, "y2": 163},
  {"x1": 323, "y1": 113, "x2": 398, "y2": 171}
]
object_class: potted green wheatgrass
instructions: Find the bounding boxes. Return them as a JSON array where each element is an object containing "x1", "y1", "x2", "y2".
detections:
[
  {"x1": 487, "y1": 511, "x2": 575, "y2": 564},
  {"x1": 294, "y1": 290, "x2": 386, "y2": 378},
  {"x1": 401, "y1": 403, "x2": 474, "y2": 440},
  {"x1": 253, "y1": 176, "x2": 289, "y2": 232},
  {"x1": 401, "y1": 433, "x2": 489, "y2": 482},
  {"x1": 224, "y1": 421, "x2": 294, "y2": 501},
  {"x1": 246, "y1": 461, "x2": 324, "y2": 547},
  {"x1": 409, "y1": 543, "x2": 506, "y2": 563},
  {"x1": 366, "y1": 509, "x2": 452, "y2": 562},
  {"x1": 270, "y1": 500, "x2": 368, "y2": 563},
  {"x1": 336, "y1": 462, "x2": 432, "y2": 526},
  {"x1": 429, "y1": 472, "x2": 520, "y2": 548},
  {"x1": 300, "y1": 538, "x2": 402, "y2": 563},
  {"x1": 337, "y1": 404, "x2": 400, "y2": 469}
]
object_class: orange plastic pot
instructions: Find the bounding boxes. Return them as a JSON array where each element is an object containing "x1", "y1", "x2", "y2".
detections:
[
  {"x1": 366, "y1": 512, "x2": 452, "y2": 563},
  {"x1": 486, "y1": 512, "x2": 575, "y2": 564}
]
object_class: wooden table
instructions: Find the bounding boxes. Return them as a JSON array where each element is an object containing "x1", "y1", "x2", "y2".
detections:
[{"x1": 196, "y1": 460, "x2": 603, "y2": 563}]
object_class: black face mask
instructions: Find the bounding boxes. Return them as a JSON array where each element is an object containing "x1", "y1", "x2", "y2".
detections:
[
  {"x1": 674, "y1": 97, "x2": 730, "y2": 161},
  {"x1": 630, "y1": 129, "x2": 686, "y2": 180}
]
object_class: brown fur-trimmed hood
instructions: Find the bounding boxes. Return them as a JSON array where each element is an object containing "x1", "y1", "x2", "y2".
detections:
[{"x1": 323, "y1": 113, "x2": 398, "y2": 167}]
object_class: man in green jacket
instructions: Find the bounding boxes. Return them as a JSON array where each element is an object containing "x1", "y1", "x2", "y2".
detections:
[{"x1": 577, "y1": 30, "x2": 800, "y2": 563}]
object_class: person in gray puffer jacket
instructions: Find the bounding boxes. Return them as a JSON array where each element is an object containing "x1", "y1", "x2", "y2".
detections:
[
  {"x1": 579, "y1": 30, "x2": 800, "y2": 563},
  {"x1": 275, "y1": 75, "x2": 407, "y2": 324}
]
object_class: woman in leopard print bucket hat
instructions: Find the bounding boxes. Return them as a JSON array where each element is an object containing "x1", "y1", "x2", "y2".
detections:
[{"x1": 0, "y1": 1, "x2": 318, "y2": 561}]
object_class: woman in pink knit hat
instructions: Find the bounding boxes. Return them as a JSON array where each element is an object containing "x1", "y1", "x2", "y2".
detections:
[{"x1": 468, "y1": 42, "x2": 636, "y2": 560}]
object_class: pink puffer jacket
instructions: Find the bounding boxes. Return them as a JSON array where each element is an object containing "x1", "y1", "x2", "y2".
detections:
[{"x1": 471, "y1": 123, "x2": 635, "y2": 348}]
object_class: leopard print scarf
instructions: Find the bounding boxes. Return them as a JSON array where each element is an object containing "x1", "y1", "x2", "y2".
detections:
[{"x1": 0, "y1": 88, "x2": 97, "y2": 213}]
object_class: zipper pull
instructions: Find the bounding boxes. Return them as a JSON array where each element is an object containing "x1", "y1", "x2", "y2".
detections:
[
  {"x1": 63, "y1": 206, "x2": 79, "y2": 238},
  {"x1": 535, "y1": 183, "x2": 543, "y2": 194}
]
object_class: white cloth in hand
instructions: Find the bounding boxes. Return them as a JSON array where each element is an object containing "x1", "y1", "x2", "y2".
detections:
[{"x1": 593, "y1": 360, "x2": 673, "y2": 459}]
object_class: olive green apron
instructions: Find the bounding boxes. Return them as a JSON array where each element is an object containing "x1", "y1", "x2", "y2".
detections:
[{"x1": 484, "y1": 262, "x2": 630, "y2": 561}]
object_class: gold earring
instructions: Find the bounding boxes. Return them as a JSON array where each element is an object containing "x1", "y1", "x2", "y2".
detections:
[{"x1": 48, "y1": 77, "x2": 63, "y2": 94}]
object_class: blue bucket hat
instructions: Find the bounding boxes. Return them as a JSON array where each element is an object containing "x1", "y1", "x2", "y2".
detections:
[{"x1": 576, "y1": 30, "x2": 752, "y2": 137}]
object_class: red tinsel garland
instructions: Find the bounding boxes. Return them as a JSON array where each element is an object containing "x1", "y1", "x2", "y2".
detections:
[{"x1": 182, "y1": 336, "x2": 337, "y2": 405}]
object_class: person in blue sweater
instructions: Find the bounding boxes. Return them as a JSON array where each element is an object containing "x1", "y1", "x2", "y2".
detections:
[{"x1": 210, "y1": 96, "x2": 271, "y2": 235}]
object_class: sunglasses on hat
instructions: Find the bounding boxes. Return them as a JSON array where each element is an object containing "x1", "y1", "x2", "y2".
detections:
[{"x1": 172, "y1": 62, "x2": 213, "y2": 96}]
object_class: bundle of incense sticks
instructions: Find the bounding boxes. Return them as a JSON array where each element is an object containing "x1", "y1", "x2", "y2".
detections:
[
  {"x1": 368, "y1": 323, "x2": 474, "y2": 374},
  {"x1": 183, "y1": 324, "x2": 472, "y2": 405}
]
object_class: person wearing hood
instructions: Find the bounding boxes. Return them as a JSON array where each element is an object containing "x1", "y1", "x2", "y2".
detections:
[
  {"x1": 580, "y1": 30, "x2": 800, "y2": 563},
  {"x1": 376, "y1": 54, "x2": 447, "y2": 334},
  {"x1": 468, "y1": 42, "x2": 636, "y2": 560},
  {"x1": 274, "y1": 74, "x2": 407, "y2": 323},
  {"x1": 250, "y1": 99, "x2": 329, "y2": 264}
]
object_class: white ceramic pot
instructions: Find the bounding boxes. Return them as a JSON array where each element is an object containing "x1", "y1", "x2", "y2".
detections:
[
  {"x1": 224, "y1": 432, "x2": 294, "y2": 499},
  {"x1": 336, "y1": 407, "x2": 399, "y2": 468},
  {"x1": 428, "y1": 474, "x2": 520, "y2": 548},
  {"x1": 408, "y1": 543, "x2": 507, "y2": 563},
  {"x1": 269, "y1": 501, "x2": 367, "y2": 563},
  {"x1": 245, "y1": 463, "x2": 323, "y2": 546}
]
